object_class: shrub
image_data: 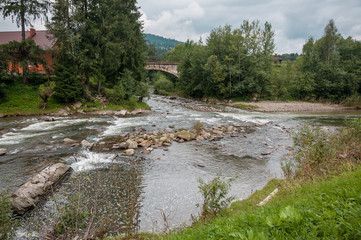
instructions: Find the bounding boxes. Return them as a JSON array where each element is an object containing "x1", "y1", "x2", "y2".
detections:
[
  {"x1": 192, "y1": 120, "x2": 204, "y2": 136},
  {"x1": 285, "y1": 119, "x2": 361, "y2": 180},
  {"x1": 153, "y1": 74, "x2": 174, "y2": 95},
  {"x1": 197, "y1": 175, "x2": 236, "y2": 219},
  {"x1": 38, "y1": 81, "x2": 56, "y2": 109}
]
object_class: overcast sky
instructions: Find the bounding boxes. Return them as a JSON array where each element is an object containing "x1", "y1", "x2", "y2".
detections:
[
  {"x1": 137, "y1": 0, "x2": 361, "y2": 53},
  {"x1": 1, "y1": 0, "x2": 360, "y2": 53}
]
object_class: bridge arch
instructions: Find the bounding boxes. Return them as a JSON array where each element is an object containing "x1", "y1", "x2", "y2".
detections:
[{"x1": 145, "y1": 62, "x2": 179, "y2": 78}]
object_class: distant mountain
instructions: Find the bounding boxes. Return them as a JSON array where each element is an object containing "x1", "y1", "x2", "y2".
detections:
[{"x1": 144, "y1": 33, "x2": 183, "y2": 55}]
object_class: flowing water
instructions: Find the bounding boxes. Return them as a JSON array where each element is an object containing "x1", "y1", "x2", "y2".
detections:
[{"x1": 0, "y1": 95, "x2": 360, "y2": 238}]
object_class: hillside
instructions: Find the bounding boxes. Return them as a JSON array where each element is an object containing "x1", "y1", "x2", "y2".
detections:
[{"x1": 144, "y1": 33, "x2": 183, "y2": 55}]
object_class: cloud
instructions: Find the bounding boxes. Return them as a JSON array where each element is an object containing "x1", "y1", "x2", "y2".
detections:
[{"x1": 140, "y1": 1, "x2": 206, "y2": 42}]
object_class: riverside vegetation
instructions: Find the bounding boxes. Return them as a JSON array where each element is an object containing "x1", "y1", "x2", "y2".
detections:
[{"x1": 149, "y1": 119, "x2": 361, "y2": 240}]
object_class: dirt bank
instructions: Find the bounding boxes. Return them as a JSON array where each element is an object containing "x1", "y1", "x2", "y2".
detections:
[{"x1": 229, "y1": 101, "x2": 353, "y2": 112}]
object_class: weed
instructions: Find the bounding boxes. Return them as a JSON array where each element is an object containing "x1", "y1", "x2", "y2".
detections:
[
  {"x1": 0, "y1": 191, "x2": 18, "y2": 240},
  {"x1": 233, "y1": 103, "x2": 258, "y2": 110},
  {"x1": 192, "y1": 120, "x2": 204, "y2": 136},
  {"x1": 197, "y1": 175, "x2": 236, "y2": 219}
]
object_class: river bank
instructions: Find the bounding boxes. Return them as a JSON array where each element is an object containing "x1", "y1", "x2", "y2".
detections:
[{"x1": 228, "y1": 100, "x2": 355, "y2": 112}]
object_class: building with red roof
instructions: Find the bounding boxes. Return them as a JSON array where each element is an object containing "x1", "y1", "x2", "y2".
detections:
[{"x1": 0, "y1": 28, "x2": 56, "y2": 74}]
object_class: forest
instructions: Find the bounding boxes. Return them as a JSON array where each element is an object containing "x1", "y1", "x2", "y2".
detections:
[{"x1": 157, "y1": 20, "x2": 361, "y2": 105}]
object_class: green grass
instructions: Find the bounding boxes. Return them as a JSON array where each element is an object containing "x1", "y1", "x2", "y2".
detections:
[
  {"x1": 0, "y1": 83, "x2": 150, "y2": 116},
  {"x1": 0, "y1": 83, "x2": 62, "y2": 115},
  {"x1": 233, "y1": 103, "x2": 259, "y2": 110},
  {"x1": 160, "y1": 168, "x2": 361, "y2": 240}
]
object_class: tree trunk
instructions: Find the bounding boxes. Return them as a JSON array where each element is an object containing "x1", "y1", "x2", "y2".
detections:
[
  {"x1": 97, "y1": 80, "x2": 101, "y2": 96},
  {"x1": 21, "y1": 2, "x2": 28, "y2": 85}
]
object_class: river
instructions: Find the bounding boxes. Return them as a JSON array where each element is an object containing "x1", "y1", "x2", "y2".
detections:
[{"x1": 0, "y1": 94, "x2": 360, "y2": 238}]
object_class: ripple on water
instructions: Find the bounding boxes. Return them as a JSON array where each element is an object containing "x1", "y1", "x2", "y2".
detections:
[{"x1": 69, "y1": 150, "x2": 118, "y2": 171}]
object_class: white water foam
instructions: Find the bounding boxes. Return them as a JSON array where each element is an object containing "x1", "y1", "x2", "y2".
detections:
[
  {"x1": 217, "y1": 112, "x2": 270, "y2": 124},
  {"x1": 102, "y1": 117, "x2": 148, "y2": 137},
  {"x1": 69, "y1": 150, "x2": 118, "y2": 172}
]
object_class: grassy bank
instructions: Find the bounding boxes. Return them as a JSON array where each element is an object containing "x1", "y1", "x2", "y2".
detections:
[
  {"x1": 154, "y1": 119, "x2": 361, "y2": 240},
  {"x1": 0, "y1": 82, "x2": 150, "y2": 116}
]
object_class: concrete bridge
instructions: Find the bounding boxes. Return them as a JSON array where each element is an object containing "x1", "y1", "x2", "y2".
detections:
[{"x1": 145, "y1": 62, "x2": 179, "y2": 77}]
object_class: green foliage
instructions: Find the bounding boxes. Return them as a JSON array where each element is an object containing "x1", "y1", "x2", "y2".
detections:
[
  {"x1": 283, "y1": 119, "x2": 361, "y2": 180},
  {"x1": 233, "y1": 103, "x2": 258, "y2": 110},
  {"x1": 153, "y1": 73, "x2": 174, "y2": 95},
  {"x1": 38, "y1": 81, "x2": 55, "y2": 109},
  {"x1": 47, "y1": 0, "x2": 146, "y2": 101},
  {"x1": 53, "y1": 194, "x2": 90, "y2": 238},
  {"x1": 197, "y1": 175, "x2": 236, "y2": 219},
  {"x1": 53, "y1": 62, "x2": 84, "y2": 103},
  {"x1": 173, "y1": 21, "x2": 275, "y2": 100},
  {"x1": 0, "y1": 191, "x2": 17, "y2": 240},
  {"x1": 341, "y1": 95, "x2": 361, "y2": 108}
]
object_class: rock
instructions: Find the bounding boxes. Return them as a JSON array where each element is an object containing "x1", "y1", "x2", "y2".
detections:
[
  {"x1": 139, "y1": 140, "x2": 152, "y2": 148},
  {"x1": 56, "y1": 109, "x2": 70, "y2": 117},
  {"x1": 124, "y1": 149, "x2": 135, "y2": 156},
  {"x1": 77, "y1": 109, "x2": 85, "y2": 114},
  {"x1": 177, "y1": 134, "x2": 191, "y2": 141},
  {"x1": 118, "y1": 110, "x2": 128, "y2": 116},
  {"x1": 163, "y1": 142, "x2": 172, "y2": 147},
  {"x1": 212, "y1": 130, "x2": 223, "y2": 135},
  {"x1": 0, "y1": 148, "x2": 7, "y2": 156},
  {"x1": 196, "y1": 136, "x2": 204, "y2": 142},
  {"x1": 201, "y1": 132, "x2": 211, "y2": 139},
  {"x1": 81, "y1": 140, "x2": 94, "y2": 149},
  {"x1": 226, "y1": 126, "x2": 234, "y2": 132},
  {"x1": 43, "y1": 117, "x2": 55, "y2": 122},
  {"x1": 72, "y1": 101, "x2": 83, "y2": 109},
  {"x1": 169, "y1": 96, "x2": 177, "y2": 100},
  {"x1": 160, "y1": 137, "x2": 167, "y2": 142},
  {"x1": 63, "y1": 138, "x2": 77, "y2": 144},
  {"x1": 11, "y1": 163, "x2": 70, "y2": 214},
  {"x1": 169, "y1": 125, "x2": 175, "y2": 129},
  {"x1": 233, "y1": 123, "x2": 241, "y2": 127},
  {"x1": 0, "y1": 113, "x2": 7, "y2": 118},
  {"x1": 126, "y1": 139, "x2": 138, "y2": 149}
]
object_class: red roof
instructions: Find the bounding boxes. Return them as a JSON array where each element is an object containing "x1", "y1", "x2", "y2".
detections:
[{"x1": 0, "y1": 29, "x2": 55, "y2": 50}]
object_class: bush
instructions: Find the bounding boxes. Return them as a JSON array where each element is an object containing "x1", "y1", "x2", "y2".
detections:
[
  {"x1": 104, "y1": 82, "x2": 125, "y2": 103},
  {"x1": 192, "y1": 120, "x2": 204, "y2": 136},
  {"x1": 38, "y1": 81, "x2": 56, "y2": 109},
  {"x1": 153, "y1": 74, "x2": 174, "y2": 95},
  {"x1": 284, "y1": 119, "x2": 361, "y2": 180},
  {"x1": 197, "y1": 175, "x2": 236, "y2": 219}
]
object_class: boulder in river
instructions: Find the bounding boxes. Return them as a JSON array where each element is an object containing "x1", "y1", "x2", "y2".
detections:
[
  {"x1": 0, "y1": 148, "x2": 7, "y2": 156},
  {"x1": 126, "y1": 139, "x2": 138, "y2": 149},
  {"x1": 177, "y1": 134, "x2": 191, "y2": 141},
  {"x1": 81, "y1": 140, "x2": 94, "y2": 149},
  {"x1": 124, "y1": 149, "x2": 135, "y2": 156},
  {"x1": 11, "y1": 163, "x2": 70, "y2": 215}
]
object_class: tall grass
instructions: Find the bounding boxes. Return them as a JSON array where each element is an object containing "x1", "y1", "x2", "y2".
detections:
[{"x1": 283, "y1": 119, "x2": 361, "y2": 180}]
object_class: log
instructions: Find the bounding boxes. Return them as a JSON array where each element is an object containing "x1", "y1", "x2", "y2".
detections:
[{"x1": 11, "y1": 163, "x2": 70, "y2": 214}]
